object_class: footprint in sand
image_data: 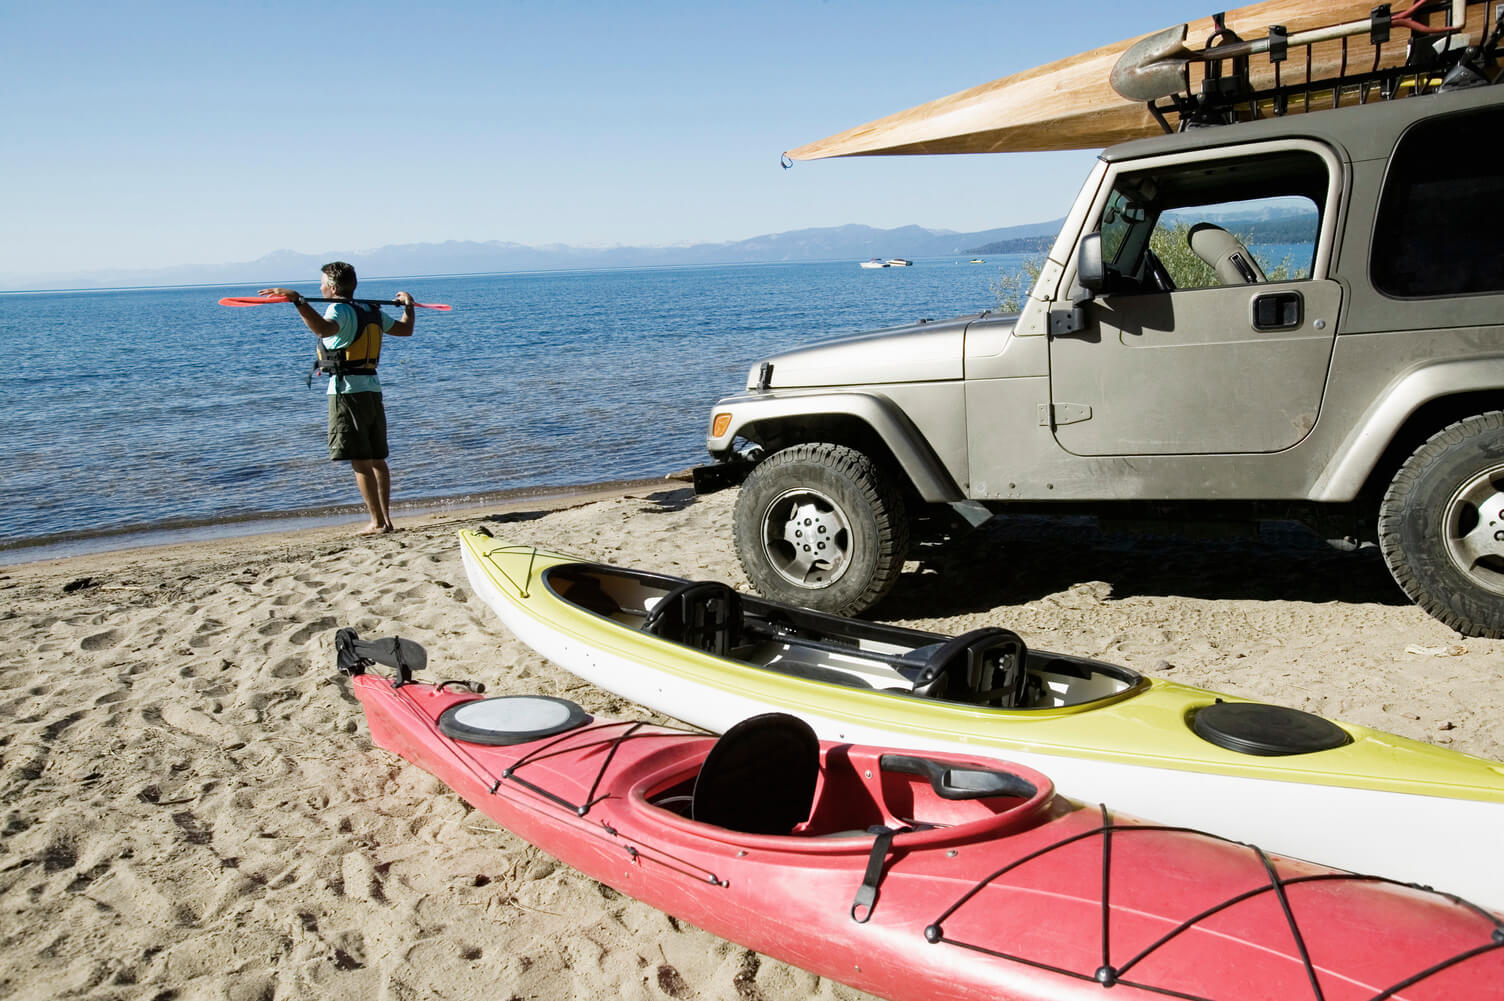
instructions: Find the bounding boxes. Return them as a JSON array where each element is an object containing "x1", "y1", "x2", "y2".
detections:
[
  {"x1": 80, "y1": 629, "x2": 121, "y2": 651},
  {"x1": 286, "y1": 618, "x2": 336, "y2": 645},
  {"x1": 269, "y1": 658, "x2": 306, "y2": 680}
]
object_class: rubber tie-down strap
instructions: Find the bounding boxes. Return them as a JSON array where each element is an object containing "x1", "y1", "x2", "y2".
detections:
[{"x1": 851, "y1": 826, "x2": 908, "y2": 922}]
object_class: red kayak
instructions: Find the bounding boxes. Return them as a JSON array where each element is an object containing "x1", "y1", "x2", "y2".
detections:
[{"x1": 341, "y1": 633, "x2": 1504, "y2": 1001}]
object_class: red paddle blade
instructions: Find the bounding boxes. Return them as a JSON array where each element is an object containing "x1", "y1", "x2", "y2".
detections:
[{"x1": 217, "y1": 295, "x2": 452, "y2": 310}]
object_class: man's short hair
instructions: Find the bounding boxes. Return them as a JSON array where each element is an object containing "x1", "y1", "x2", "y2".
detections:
[{"x1": 321, "y1": 261, "x2": 357, "y2": 297}]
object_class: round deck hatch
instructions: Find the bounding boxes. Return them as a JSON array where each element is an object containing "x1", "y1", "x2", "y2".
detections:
[
  {"x1": 1191, "y1": 702, "x2": 1352, "y2": 756},
  {"x1": 438, "y1": 695, "x2": 591, "y2": 746}
]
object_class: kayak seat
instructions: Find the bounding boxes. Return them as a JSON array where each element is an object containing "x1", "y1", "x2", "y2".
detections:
[
  {"x1": 1187, "y1": 222, "x2": 1268, "y2": 286},
  {"x1": 692, "y1": 713, "x2": 819, "y2": 836},
  {"x1": 642, "y1": 580, "x2": 743, "y2": 656},
  {"x1": 908, "y1": 627, "x2": 1031, "y2": 708}
]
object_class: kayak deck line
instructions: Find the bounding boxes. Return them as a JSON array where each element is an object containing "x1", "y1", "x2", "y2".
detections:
[
  {"x1": 467, "y1": 540, "x2": 564, "y2": 599},
  {"x1": 344, "y1": 651, "x2": 1504, "y2": 1001}
]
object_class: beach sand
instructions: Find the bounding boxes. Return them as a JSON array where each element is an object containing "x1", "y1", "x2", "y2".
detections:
[{"x1": 2, "y1": 483, "x2": 1500, "y2": 1000}]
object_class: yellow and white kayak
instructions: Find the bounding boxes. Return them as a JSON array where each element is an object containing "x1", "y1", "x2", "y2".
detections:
[{"x1": 459, "y1": 530, "x2": 1504, "y2": 906}]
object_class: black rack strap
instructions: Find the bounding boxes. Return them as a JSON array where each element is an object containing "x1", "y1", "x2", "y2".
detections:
[{"x1": 1269, "y1": 24, "x2": 1289, "y2": 62}]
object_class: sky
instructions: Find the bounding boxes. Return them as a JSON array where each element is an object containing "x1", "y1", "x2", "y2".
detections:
[{"x1": 4, "y1": 0, "x2": 1216, "y2": 278}]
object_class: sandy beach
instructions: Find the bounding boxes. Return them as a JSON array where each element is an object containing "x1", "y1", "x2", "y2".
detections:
[{"x1": 2, "y1": 482, "x2": 1500, "y2": 1001}]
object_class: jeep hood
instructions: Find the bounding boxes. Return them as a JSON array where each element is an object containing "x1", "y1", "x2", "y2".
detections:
[{"x1": 749, "y1": 314, "x2": 984, "y2": 389}]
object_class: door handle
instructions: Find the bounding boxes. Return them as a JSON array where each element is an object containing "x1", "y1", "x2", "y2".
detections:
[{"x1": 1251, "y1": 291, "x2": 1303, "y2": 331}]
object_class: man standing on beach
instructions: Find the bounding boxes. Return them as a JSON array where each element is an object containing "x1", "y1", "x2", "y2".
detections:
[{"x1": 260, "y1": 262, "x2": 416, "y2": 535}]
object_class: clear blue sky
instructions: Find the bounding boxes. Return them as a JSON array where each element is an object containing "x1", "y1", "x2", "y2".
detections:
[{"x1": 5, "y1": 0, "x2": 1212, "y2": 277}]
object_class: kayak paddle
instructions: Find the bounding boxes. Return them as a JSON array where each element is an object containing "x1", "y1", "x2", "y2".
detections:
[{"x1": 219, "y1": 295, "x2": 452, "y2": 311}]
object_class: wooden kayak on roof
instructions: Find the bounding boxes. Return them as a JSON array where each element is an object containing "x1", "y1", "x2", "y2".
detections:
[{"x1": 785, "y1": 0, "x2": 1494, "y2": 159}]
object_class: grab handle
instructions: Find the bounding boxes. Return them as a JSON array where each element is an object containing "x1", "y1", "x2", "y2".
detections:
[{"x1": 879, "y1": 754, "x2": 1037, "y2": 801}]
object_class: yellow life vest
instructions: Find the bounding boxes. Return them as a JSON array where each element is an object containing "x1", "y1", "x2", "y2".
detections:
[{"x1": 314, "y1": 301, "x2": 383, "y2": 377}]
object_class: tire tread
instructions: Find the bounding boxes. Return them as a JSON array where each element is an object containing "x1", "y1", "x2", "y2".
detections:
[
  {"x1": 733, "y1": 443, "x2": 909, "y2": 616},
  {"x1": 1377, "y1": 411, "x2": 1504, "y2": 639}
]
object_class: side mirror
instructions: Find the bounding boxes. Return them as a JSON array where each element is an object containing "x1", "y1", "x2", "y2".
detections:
[{"x1": 1077, "y1": 232, "x2": 1106, "y2": 293}]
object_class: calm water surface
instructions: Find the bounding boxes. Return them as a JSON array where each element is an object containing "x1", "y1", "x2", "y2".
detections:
[{"x1": 0, "y1": 258, "x2": 1020, "y2": 559}]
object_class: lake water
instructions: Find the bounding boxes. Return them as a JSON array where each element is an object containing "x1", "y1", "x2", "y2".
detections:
[{"x1": 0, "y1": 257, "x2": 1021, "y2": 561}]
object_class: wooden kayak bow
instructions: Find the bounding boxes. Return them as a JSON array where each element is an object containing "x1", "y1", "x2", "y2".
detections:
[{"x1": 784, "y1": 0, "x2": 1492, "y2": 159}]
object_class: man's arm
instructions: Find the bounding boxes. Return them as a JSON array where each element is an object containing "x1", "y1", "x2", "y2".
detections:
[
  {"x1": 387, "y1": 291, "x2": 416, "y2": 337},
  {"x1": 258, "y1": 287, "x2": 339, "y2": 338}
]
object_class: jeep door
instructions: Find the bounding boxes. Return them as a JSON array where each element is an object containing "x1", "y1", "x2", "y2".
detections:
[{"x1": 1048, "y1": 142, "x2": 1343, "y2": 456}]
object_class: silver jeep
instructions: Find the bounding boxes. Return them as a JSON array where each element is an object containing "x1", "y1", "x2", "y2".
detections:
[{"x1": 700, "y1": 84, "x2": 1504, "y2": 637}]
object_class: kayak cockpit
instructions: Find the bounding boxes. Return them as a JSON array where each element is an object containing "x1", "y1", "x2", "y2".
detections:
[
  {"x1": 544, "y1": 565, "x2": 1145, "y2": 712},
  {"x1": 621, "y1": 712, "x2": 1056, "y2": 851}
]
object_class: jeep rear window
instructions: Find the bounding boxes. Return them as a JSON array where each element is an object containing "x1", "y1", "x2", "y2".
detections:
[{"x1": 1373, "y1": 106, "x2": 1504, "y2": 298}]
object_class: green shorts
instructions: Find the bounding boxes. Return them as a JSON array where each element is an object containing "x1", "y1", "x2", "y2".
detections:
[{"x1": 328, "y1": 391, "x2": 388, "y2": 461}]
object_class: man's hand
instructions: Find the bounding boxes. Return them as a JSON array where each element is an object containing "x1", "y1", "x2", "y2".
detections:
[
  {"x1": 258, "y1": 287, "x2": 305, "y2": 305},
  {"x1": 260, "y1": 286, "x2": 336, "y2": 336},
  {"x1": 391, "y1": 292, "x2": 417, "y2": 336}
]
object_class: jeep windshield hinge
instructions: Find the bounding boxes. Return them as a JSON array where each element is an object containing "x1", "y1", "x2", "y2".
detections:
[
  {"x1": 1049, "y1": 306, "x2": 1090, "y2": 336},
  {"x1": 1038, "y1": 403, "x2": 1093, "y2": 428}
]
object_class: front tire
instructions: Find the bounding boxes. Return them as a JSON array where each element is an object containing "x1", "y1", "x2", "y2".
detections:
[
  {"x1": 733, "y1": 443, "x2": 908, "y2": 616},
  {"x1": 1377, "y1": 412, "x2": 1504, "y2": 638}
]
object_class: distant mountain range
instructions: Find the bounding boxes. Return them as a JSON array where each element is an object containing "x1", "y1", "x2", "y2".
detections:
[{"x1": 1, "y1": 220, "x2": 1064, "y2": 292}]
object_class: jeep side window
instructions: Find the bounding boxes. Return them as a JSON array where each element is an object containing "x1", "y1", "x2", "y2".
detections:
[
  {"x1": 1156, "y1": 194, "x2": 1317, "y2": 288},
  {"x1": 1096, "y1": 149, "x2": 1326, "y2": 294},
  {"x1": 1372, "y1": 105, "x2": 1504, "y2": 298}
]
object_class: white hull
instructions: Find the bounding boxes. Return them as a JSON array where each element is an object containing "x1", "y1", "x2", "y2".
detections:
[{"x1": 463, "y1": 545, "x2": 1504, "y2": 910}]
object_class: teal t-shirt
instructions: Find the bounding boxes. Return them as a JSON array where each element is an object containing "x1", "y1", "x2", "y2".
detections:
[{"x1": 322, "y1": 302, "x2": 396, "y2": 396}]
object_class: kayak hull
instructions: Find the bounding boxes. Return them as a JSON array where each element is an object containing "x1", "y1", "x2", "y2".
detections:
[
  {"x1": 787, "y1": 0, "x2": 1492, "y2": 157},
  {"x1": 457, "y1": 532, "x2": 1504, "y2": 908},
  {"x1": 348, "y1": 670, "x2": 1504, "y2": 1001}
]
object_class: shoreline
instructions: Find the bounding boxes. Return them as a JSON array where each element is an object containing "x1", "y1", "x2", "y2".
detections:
[{"x1": 0, "y1": 474, "x2": 690, "y2": 570}]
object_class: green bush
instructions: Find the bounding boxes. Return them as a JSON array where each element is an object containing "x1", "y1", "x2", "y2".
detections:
[{"x1": 992, "y1": 254, "x2": 1045, "y2": 312}]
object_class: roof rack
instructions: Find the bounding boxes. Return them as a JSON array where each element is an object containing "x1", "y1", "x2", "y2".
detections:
[{"x1": 1112, "y1": 1, "x2": 1503, "y2": 133}]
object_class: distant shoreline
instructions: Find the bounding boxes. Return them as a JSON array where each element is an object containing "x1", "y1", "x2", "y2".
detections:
[
  {"x1": 0, "y1": 220, "x2": 1066, "y2": 293},
  {"x1": 0, "y1": 259, "x2": 888, "y2": 297},
  {"x1": 0, "y1": 256, "x2": 1038, "y2": 296}
]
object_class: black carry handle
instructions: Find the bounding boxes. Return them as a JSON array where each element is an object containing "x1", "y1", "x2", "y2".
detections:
[
  {"x1": 879, "y1": 754, "x2": 1037, "y2": 801},
  {"x1": 335, "y1": 627, "x2": 428, "y2": 683}
]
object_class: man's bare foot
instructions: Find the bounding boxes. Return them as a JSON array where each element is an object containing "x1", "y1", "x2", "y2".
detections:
[{"x1": 356, "y1": 523, "x2": 394, "y2": 536}]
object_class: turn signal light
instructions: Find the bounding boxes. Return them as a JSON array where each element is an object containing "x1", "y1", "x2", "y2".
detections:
[{"x1": 711, "y1": 413, "x2": 732, "y2": 438}]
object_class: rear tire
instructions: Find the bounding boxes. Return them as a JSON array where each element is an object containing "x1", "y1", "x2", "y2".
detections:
[
  {"x1": 1377, "y1": 412, "x2": 1504, "y2": 638},
  {"x1": 733, "y1": 443, "x2": 908, "y2": 616}
]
